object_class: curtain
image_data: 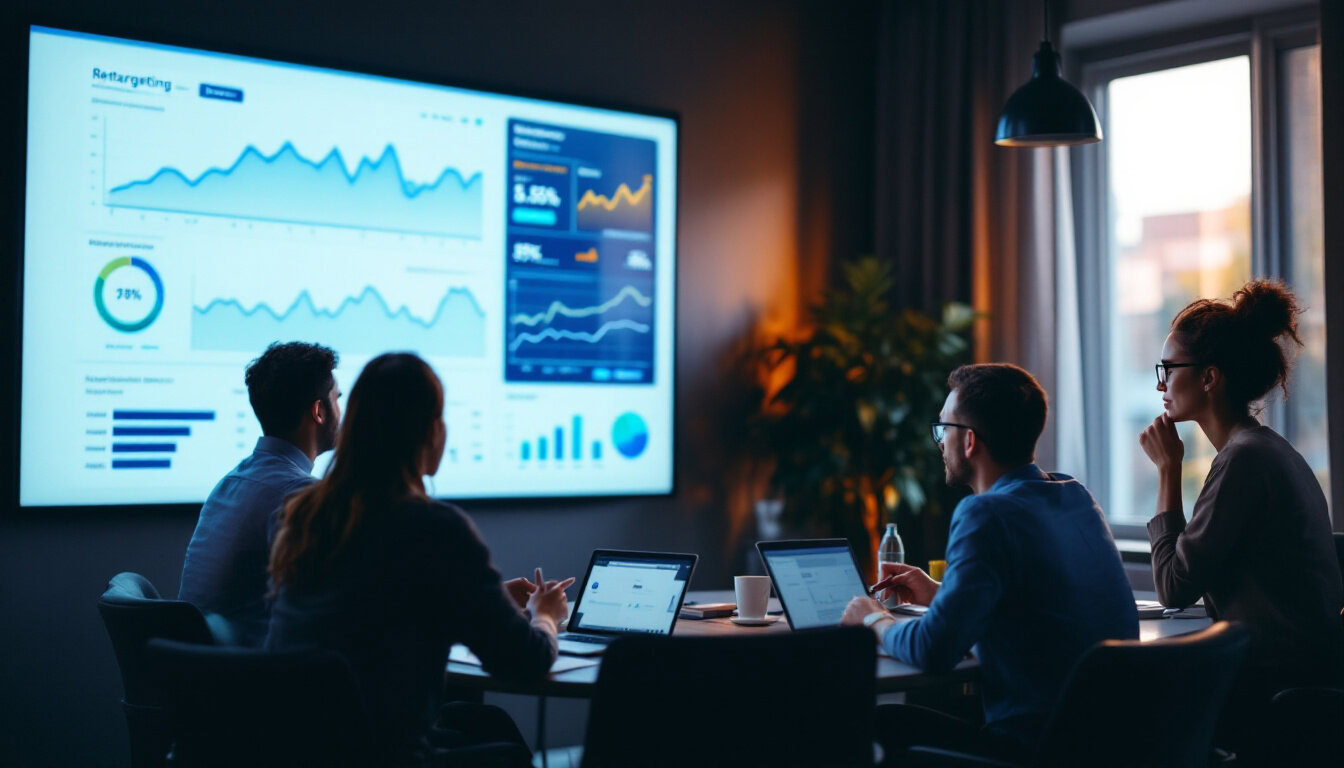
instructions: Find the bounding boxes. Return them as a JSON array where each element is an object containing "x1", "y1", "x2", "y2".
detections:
[{"x1": 874, "y1": 0, "x2": 1088, "y2": 476}]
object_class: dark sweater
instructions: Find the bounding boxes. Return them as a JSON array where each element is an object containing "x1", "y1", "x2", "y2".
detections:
[
  {"x1": 1148, "y1": 425, "x2": 1344, "y2": 684},
  {"x1": 266, "y1": 498, "x2": 556, "y2": 766}
]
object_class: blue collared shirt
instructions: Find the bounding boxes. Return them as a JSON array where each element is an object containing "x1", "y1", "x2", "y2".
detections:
[
  {"x1": 179, "y1": 436, "x2": 316, "y2": 646},
  {"x1": 882, "y1": 464, "x2": 1138, "y2": 736}
]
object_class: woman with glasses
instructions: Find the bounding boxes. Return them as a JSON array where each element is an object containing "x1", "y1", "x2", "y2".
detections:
[{"x1": 1139, "y1": 280, "x2": 1343, "y2": 762}]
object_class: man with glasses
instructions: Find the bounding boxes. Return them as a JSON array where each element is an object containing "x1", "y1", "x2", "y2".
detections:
[{"x1": 843, "y1": 363, "x2": 1137, "y2": 763}]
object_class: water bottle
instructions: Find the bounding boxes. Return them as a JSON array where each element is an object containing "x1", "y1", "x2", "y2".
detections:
[{"x1": 878, "y1": 523, "x2": 905, "y2": 607}]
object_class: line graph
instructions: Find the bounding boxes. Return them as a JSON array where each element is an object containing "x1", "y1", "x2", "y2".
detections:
[
  {"x1": 509, "y1": 284, "x2": 651, "y2": 327},
  {"x1": 505, "y1": 274, "x2": 655, "y2": 383},
  {"x1": 576, "y1": 174, "x2": 653, "y2": 232},
  {"x1": 576, "y1": 174, "x2": 653, "y2": 211},
  {"x1": 508, "y1": 318, "x2": 651, "y2": 353},
  {"x1": 106, "y1": 142, "x2": 483, "y2": 238},
  {"x1": 192, "y1": 284, "x2": 486, "y2": 357}
]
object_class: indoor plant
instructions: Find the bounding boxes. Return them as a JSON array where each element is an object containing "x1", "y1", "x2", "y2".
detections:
[{"x1": 754, "y1": 257, "x2": 975, "y2": 577}]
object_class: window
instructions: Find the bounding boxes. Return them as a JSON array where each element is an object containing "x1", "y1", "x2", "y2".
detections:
[
  {"x1": 1076, "y1": 12, "x2": 1327, "y2": 534},
  {"x1": 1279, "y1": 44, "x2": 1330, "y2": 505}
]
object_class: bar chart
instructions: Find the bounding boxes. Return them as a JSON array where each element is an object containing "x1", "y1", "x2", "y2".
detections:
[
  {"x1": 518, "y1": 414, "x2": 605, "y2": 464},
  {"x1": 108, "y1": 409, "x2": 215, "y2": 470}
]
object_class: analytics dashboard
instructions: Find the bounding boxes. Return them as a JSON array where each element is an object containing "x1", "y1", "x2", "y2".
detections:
[{"x1": 21, "y1": 25, "x2": 677, "y2": 506}]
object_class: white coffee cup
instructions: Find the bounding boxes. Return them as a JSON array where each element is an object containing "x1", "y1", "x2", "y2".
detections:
[{"x1": 734, "y1": 575, "x2": 772, "y2": 620}]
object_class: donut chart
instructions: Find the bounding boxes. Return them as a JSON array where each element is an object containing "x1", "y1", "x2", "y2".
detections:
[{"x1": 94, "y1": 256, "x2": 164, "y2": 332}]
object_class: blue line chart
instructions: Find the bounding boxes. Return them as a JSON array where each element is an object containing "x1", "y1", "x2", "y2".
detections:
[
  {"x1": 106, "y1": 142, "x2": 484, "y2": 238},
  {"x1": 504, "y1": 273, "x2": 656, "y2": 383},
  {"x1": 509, "y1": 285, "x2": 652, "y2": 327},
  {"x1": 192, "y1": 285, "x2": 487, "y2": 357},
  {"x1": 508, "y1": 318, "x2": 651, "y2": 353}
]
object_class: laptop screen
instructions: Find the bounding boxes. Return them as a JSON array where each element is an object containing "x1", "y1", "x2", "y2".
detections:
[
  {"x1": 569, "y1": 551, "x2": 695, "y2": 634},
  {"x1": 761, "y1": 543, "x2": 867, "y2": 629}
]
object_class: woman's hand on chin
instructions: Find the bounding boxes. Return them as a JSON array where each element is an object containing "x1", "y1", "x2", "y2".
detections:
[{"x1": 1139, "y1": 412, "x2": 1184, "y2": 471}]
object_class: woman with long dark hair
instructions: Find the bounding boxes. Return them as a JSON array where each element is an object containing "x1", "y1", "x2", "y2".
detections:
[
  {"x1": 267, "y1": 352, "x2": 571, "y2": 766},
  {"x1": 1140, "y1": 280, "x2": 1343, "y2": 761}
]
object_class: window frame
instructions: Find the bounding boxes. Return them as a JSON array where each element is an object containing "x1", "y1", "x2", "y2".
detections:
[{"x1": 1069, "y1": 7, "x2": 1322, "y2": 540}]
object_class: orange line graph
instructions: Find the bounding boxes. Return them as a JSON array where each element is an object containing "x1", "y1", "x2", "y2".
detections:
[
  {"x1": 575, "y1": 247, "x2": 598, "y2": 262},
  {"x1": 576, "y1": 174, "x2": 653, "y2": 212}
]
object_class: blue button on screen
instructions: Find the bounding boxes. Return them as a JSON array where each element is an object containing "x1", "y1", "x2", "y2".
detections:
[{"x1": 199, "y1": 83, "x2": 243, "y2": 102}]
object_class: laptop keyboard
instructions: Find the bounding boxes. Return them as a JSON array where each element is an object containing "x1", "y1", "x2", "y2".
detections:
[{"x1": 560, "y1": 633, "x2": 612, "y2": 645}]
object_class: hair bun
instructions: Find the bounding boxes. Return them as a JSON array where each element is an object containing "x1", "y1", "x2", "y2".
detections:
[{"x1": 1232, "y1": 279, "x2": 1300, "y2": 342}]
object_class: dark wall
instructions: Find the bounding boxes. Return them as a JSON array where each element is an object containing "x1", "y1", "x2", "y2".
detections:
[{"x1": 0, "y1": 1, "x2": 877, "y2": 765}]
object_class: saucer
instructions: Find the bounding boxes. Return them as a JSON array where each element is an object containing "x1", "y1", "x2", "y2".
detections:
[{"x1": 729, "y1": 615, "x2": 779, "y2": 626}]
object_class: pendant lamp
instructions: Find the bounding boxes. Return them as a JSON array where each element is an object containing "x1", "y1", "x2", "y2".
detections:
[{"x1": 995, "y1": 0, "x2": 1102, "y2": 147}]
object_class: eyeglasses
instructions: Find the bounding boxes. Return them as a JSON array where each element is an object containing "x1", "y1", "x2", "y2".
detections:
[
  {"x1": 1154, "y1": 362, "x2": 1202, "y2": 386},
  {"x1": 930, "y1": 422, "x2": 975, "y2": 445}
]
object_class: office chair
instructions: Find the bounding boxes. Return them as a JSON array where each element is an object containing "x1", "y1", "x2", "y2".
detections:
[
  {"x1": 146, "y1": 638, "x2": 374, "y2": 768},
  {"x1": 146, "y1": 639, "x2": 533, "y2": 768},
  {"x1": 580, "y1": 626, "x2": 877, "y2": 768},
  {"x1": 96, "y1": 572, "x2": 215, "y2": 768},
  {"x1": 1336, "y1": 533, "x2": 1344, "y2": 629},
  {"x1": 902, "y1": 622, "x2": 1249, "y2": 768},
  {"x1": 1269, "y1": 686, "x2": 1344, "y2": 767},
  {"x1": 1270, "y1": 529, "x2": 1344, "y2": 768}
]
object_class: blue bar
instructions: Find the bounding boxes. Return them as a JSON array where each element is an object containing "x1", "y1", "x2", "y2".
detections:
[
  {"x1": 199, "y1": 83, "x2": 243, "y2": 102},
  {"x1": 511, "y1": 207, "x2": 557, "y2": 226},
  {"x1": 593, "y1": 441, "x2": 602, "y2": 460},
  {"x1": 112, "y1": 459, "x2": 171, "y2": 469},
  {"x1": 555, "y1": 427, "x2": 564, "y2": 460},
  {"x1": 113, "y1": 426, "x2": 190, "y2": 437},
  {"x1": 538, "y1": 437, "x2": 548, "y2": 460},
  {"x1": 112, "y1": 443, "x2": 177, "y2": 453},
  {"x1": 521, "y1": 442, "x2": 530, "y2": 461},
  {"x1": 573, "y1": 416, "x2": 582, "y2": 460},
  {"x1": 114, "y1": 410, "x2": 215, "y2": 421}
]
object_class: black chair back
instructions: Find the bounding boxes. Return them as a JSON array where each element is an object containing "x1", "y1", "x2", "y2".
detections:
[
  {"x1": 1271, "y1": 686, "x2": 1344, "y2": 767},
  {"x1": 96, "y1": 572, "x2": 214, "y2": 768},
  {"x1": 581, "y1": 626, "x2": 876, "y2": 768},
  {"x1": 1335, "y1": 532, "x2": 1344, "y2": 608},
  {"x1": 1034, "y1": 621, "x2": 1249, "y2": 768},
  {"x1": 146, "y1": 638, "x2": 373, "y2": 768}
]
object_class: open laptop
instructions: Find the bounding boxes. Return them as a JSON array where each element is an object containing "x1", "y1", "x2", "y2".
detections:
[
  {"x1": 556, "y1": 549, "x2": 698, "y2": 656},
  {"x1": 756, "y1": 539, "x2": 869, "y2": 630}
]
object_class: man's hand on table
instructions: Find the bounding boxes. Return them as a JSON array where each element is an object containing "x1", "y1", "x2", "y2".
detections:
[{"x1": 842, "y1": 596, "x2": 897, "y2": 643}]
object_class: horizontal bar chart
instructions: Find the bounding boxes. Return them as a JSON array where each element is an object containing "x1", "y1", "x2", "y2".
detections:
[
  {"x1": 113, "y1": 409, "x2": 216, "y2": 421},
  {"x1": 112, "y1": 426, "x2": 191, "y2": 437},
  {"x1": 112, "y1": 443, "x2": 177, "y2": 453},
  {"x1": 111, "y1": 459, "x2": 171, "y2": 469}
]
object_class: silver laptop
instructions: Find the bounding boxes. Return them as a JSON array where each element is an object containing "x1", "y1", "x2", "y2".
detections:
[
  {"x1": 556, "y1": 549, "x2": 697, "y2": 656},
  {"x1": 756, "y1": 539, "x2": 868, "y2": 630}
]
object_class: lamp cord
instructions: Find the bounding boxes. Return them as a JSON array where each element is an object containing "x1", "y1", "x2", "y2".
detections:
[{"x1": 1043, "y1": 0, "x2": 1051, "y2": 45}]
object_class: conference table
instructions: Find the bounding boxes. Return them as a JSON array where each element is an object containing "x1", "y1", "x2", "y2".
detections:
[{"x1": 443, "y1": 589, "x2": 1212, "y2": 698}]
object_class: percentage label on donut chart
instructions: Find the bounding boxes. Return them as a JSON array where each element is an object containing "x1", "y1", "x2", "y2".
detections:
[{"x1": 94, "y1": 256, "x2": 164, "y2": 332}]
